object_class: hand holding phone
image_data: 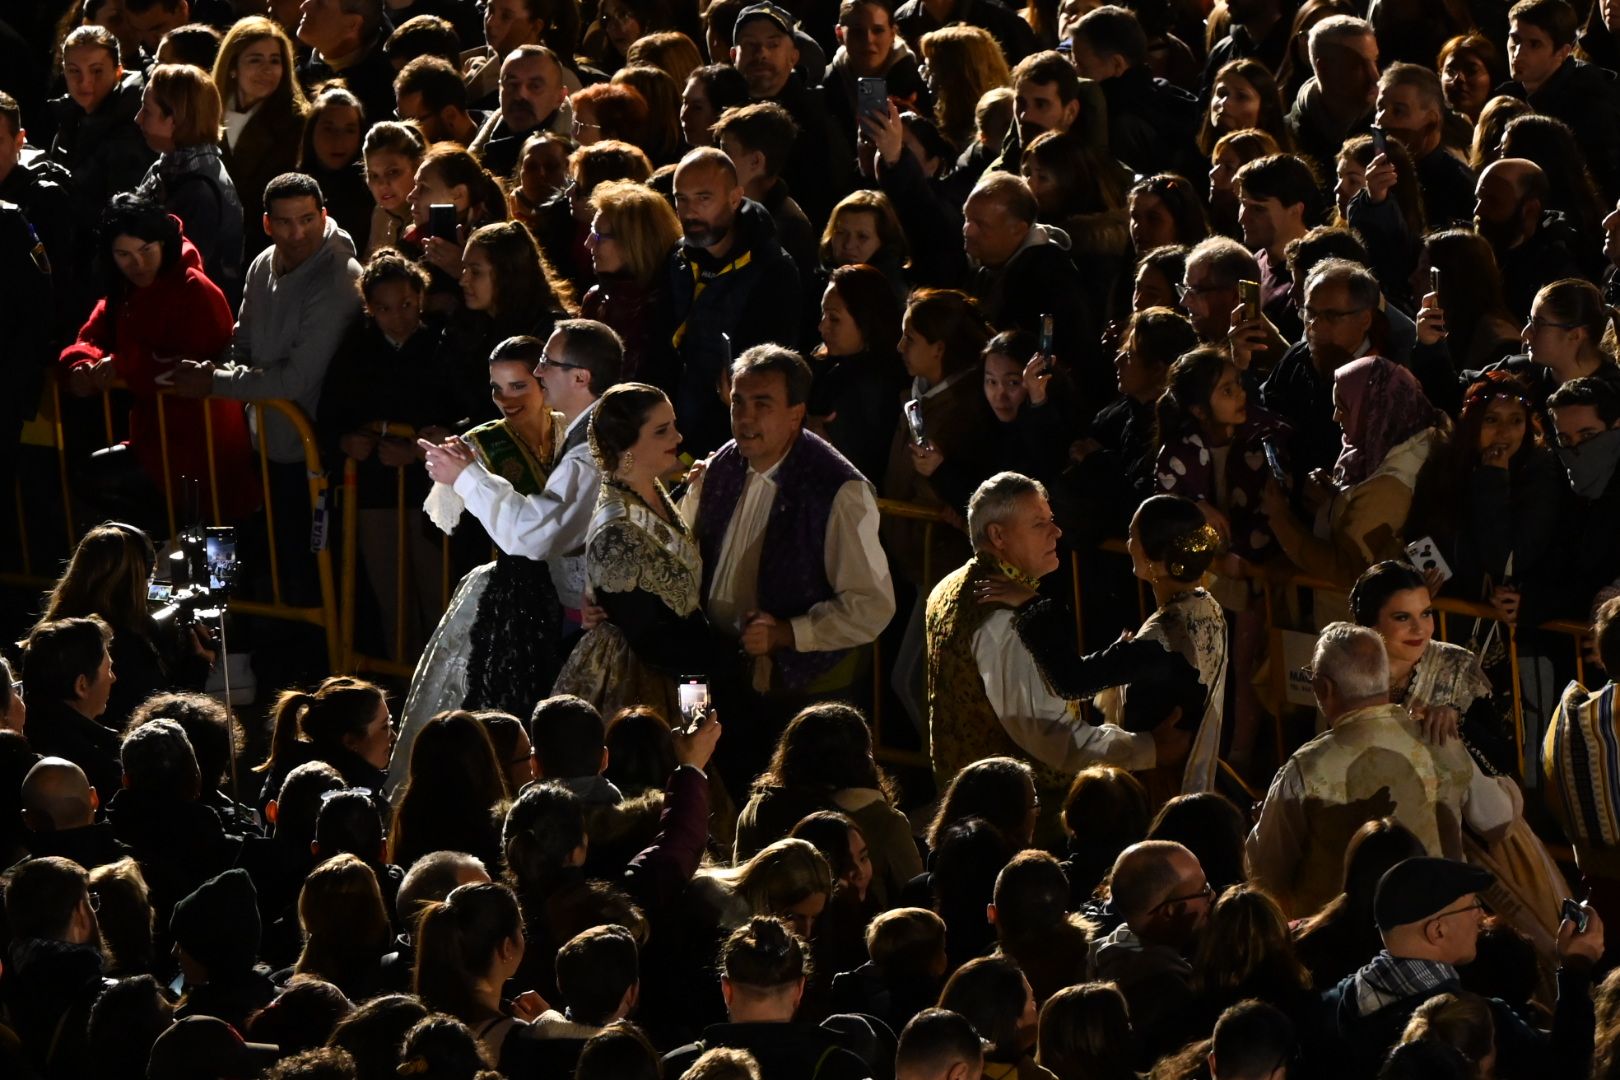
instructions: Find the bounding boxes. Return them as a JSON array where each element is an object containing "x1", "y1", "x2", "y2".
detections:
[
  {"x1": 676, "y1": 677, "x2": 710, "y2": 733},
  {"x1": 904, "y1": 399, "x2": 928, "y2": 448}
]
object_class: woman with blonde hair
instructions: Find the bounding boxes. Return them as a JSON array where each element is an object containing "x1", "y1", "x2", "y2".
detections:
[
  {"x1": 211, "y1": 16, "x2": 307, "y2": 258},
  {"x1": 34, "y1": 522, "x2": 217, "y2": 731},
  {"x1": 135, "y1": 62, "x2": 244, "y2": 302},
  {"x1": 582, "y1": 179, "x2": 680, "y2": 382},
  {"x1": 292, "y1": 853, "x2": 395, "y2": 1001},
  {"x1": 919, "y1": 26, "x2": 1010, "y2": 150},
  {"x1": 1399, "y1": 992, "x2": 1497, "y2": 1079},
  {"x1": 625, "y1": 31, "x2": 704, "y2": 88}
]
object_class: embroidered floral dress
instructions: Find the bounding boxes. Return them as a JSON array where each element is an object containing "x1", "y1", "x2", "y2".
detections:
[{"x1": 553, "y1": 479, "x2": 732, "y2": 722}]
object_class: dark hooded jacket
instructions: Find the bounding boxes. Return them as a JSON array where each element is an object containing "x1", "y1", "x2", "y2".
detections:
[
  {"x1": 47, "y1": 71, "x2": 156, "y2": 231},
  {"x1": 667, "y1": 198, "x2": 802, "y2": 455}
]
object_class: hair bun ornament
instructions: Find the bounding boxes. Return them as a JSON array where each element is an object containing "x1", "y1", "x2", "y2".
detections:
[
  {"x1": 398, "y1": 1057, "x2": 429, "y2": 1076},
  {"x1": 1166, "y1": 521, "x2": 1222, "y2": 579}
]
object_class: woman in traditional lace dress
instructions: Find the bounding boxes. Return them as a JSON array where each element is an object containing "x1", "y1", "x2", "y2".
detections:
[
  {"x1": 979, "y1": 494, "x2": 1229, "y2": 795},
  {"x1": 1349, "y1": 560, "x2": 1569, "y2": 974},
  {"x1": 553, "y1": 382, "x2": 732, "y2": 720},
  {"x1": 387, "y1": 337, "x2": 565, "y2": 797}
]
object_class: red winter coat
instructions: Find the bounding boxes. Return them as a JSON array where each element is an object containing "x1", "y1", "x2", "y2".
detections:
[{"x1": 60, "y1": 229, "x2": 260, "y2": 521}]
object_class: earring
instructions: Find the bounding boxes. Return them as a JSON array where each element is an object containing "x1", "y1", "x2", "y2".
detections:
[{"x1": 617, "y1": 449, "x2": 636, "y2": 479}]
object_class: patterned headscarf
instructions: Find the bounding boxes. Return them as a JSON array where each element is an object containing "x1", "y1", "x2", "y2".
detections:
[{"x1": 1333, "y1": 356, "x2": 1437, "y2": 486}]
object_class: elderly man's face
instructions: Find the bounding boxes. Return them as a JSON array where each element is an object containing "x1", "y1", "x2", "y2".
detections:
[
  {"x1": 1315, "y1": 32, "x2": 1380, "y2": 110},
  {"x1": 984, "y1": 491, "x2": 1062, "y2": 578},
  {"x1": 963, "y1": 192, "x2": 1029, "y2": 268},
  {"x1": 1178, "y1": 259, "x2": 1238, "y2": 343},
  {"x1": 1303, "y1": 278, "x2": 1373, "y2": 372},
  {"x1": 500, "y1": 52, "x2": 564, "y2": 133}
]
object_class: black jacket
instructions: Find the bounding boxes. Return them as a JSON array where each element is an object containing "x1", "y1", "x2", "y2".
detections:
[
  {"x1": 1098, "y1": 66, "x2": 1202, "y2": 179},
  {"x1": 46, "y1": 72, "x2": 156, "y2": 232},
  {"x1": 1259, "y1": 341, "x2": 1341, "y2": 477},
  {"x1": 1311, "y1": 963, "x2": 1596, "y2": 1080},
  {"x1": 24, "y1": 699, "x2": 123, "y2": 807},
  {"x1": 1498, "y1": 58, "x2": 1620, "y2": 201},
  {"x1": 25, "y1": 820, "x2": 131, "y2": 871},
  {"x1": 968, "y1": 224, "x2": 1096, "y2": 394},
  {"x1": 1416, "y1": 146, "x2": 1477, "y2": 230},
  {"x1": 0, "y1": 156, "x2": 78, "y2": 336},
  {"x1": 759, "y1": 73, "x2": 855, "y2": 229},
  {"x1": 0, "y1": 200, "x2": 54, "y2": 428},
  {"x1": 667, "y1": 199, "x2": 802, "y2": 454},
  {"x1": 1498, "y1": 210, "x2": 1586, "y2": 321},
  {"x1": 105, "y1": 788, "x2": 241, "y2": 927},
  {"x1": 297, "y1": 39, "x2": 399, "y2": 138}
]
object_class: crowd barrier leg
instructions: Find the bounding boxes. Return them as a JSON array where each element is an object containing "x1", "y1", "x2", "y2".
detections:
[
  {"x1": 50, "y1": 382, "x2": 76, "y2": 545},
  {"x1": 340, "y1": 459, "x2": 359, "y2": 672}
]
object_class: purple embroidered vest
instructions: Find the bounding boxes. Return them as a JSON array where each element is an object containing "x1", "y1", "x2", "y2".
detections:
[{"x1": 696, "y1": 431, "x2": 865, "y2": 689}]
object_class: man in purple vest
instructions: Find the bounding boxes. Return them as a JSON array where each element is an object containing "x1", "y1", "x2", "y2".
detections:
[{"x1": 682, "y1": 345, "x2": 896, "y2": 789}]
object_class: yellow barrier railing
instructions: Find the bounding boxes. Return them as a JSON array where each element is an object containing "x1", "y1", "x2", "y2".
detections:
[{"x1": 338, "y1": 448, "x2": 456, "y2": 678}]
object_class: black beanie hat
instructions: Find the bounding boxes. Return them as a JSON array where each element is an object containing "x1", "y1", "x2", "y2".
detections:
[{"x1": 170, "y1": 868, "x2": 261, "y2": 974}]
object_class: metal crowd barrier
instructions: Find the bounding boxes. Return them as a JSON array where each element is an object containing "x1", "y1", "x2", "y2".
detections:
[
  {"x1": 338, "y1": 447, "x2": 455, "y2": 677},
  {"x1": 7, "y1": 380, "x2": 342, "y2": 671}
]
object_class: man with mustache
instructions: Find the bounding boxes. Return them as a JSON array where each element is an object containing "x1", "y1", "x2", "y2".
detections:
[
  {"x1": 469, "y1": 44, "x2": 570, "y2": 177},
  {"x1": 666, "y1": 146, "x2": 801, "y2": 456}
]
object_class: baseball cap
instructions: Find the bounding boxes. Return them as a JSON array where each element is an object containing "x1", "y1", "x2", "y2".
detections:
[
  {"x1": 734, "y1": 2, "x2": 798, "y2": 41},
  {"x1": 1373, "y1": 857, "x2": 1494, "y2": 932}
]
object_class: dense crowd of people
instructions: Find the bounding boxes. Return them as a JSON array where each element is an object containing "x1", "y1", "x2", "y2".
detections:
[{"x1": 10, "y1": 0, "x2": 1620, "y2": 1077}]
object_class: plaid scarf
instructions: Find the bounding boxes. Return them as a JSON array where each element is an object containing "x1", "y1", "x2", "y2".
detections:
[{"x1": 1351, "y1": 951, "x2": 1458, "y2": 1016}]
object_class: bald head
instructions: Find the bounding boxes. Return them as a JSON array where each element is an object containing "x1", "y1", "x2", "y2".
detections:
[
  {"x1": 1482, "y1": 157, "x2": 1544, "y2": 198},
  {"x1": 1475, "y1": 157, "x2": 1547, "y2": 250},
  {"x1": 21, "y1": 757, "x2": 97, "y2": 832}
]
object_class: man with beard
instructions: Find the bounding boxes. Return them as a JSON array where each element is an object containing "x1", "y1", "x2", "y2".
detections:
[
  {"x1": 989, "y1": 50, "x2": 1083, "y2": 174},
  {"x1": 666, "y1": 147, "x2": 801, "y2": 456},
  {"x1": 731, "y1": 3, "x2": 853, "y2": 227},
  {"x1": 469, "y1": 44, "x2": 570, "y2": 177},
  {"x1": 1473, "y1": 157, "x2": 1584, "y2": 320},
  {"x1": 1260, "y1": 258, "x2": 1382, "y2": 475}
]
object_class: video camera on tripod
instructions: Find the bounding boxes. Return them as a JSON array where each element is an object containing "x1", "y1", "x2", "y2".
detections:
[{"x1": 149, "y1": 524, "x2": 237, "y2": 630}]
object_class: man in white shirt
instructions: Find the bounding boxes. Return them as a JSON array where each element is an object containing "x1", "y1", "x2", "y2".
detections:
[
  {"x1": 681, "y1": 344, "x2": 895, "y2": 785},
  {"x1": 925, "y1": 472, "x2": 1163, "y2": 808},
  {"x1": 1245, "y1": 622, "x2": 1516, "y2": 918},
  {"x1": 420, "y1": 320, "x2": 620, "y2": 622}
]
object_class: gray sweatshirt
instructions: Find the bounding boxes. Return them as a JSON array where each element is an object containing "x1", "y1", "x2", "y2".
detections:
[{"x1": 212, "y1": 217, "x2": 362, "y2": 463}]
